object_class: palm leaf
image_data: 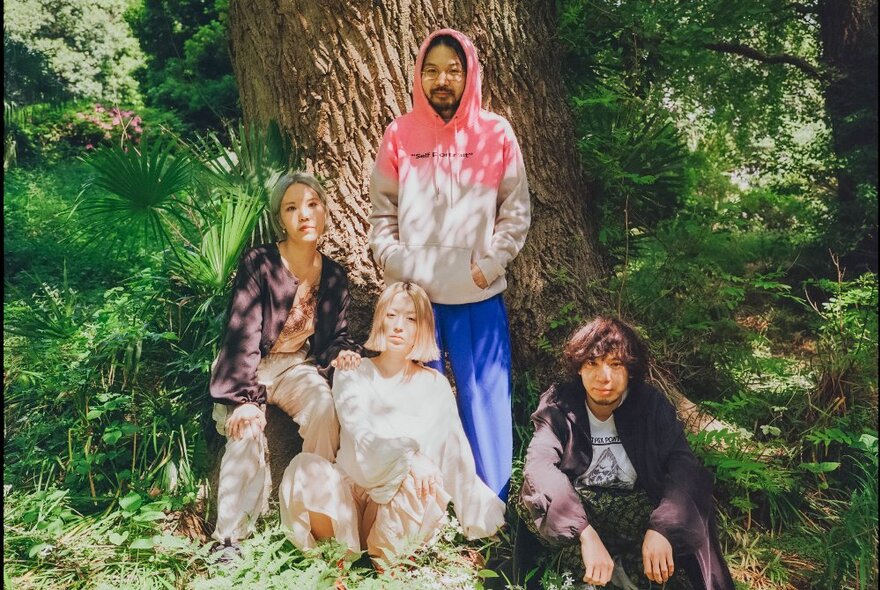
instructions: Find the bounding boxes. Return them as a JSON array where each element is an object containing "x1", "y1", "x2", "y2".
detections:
[
  {"x1": 171, "y1": 189, "x2": 264, "y2": 295},
  {"x1": 5, "y1": 265, "x2": 79, "y2": 341},
  {"x1": 192, "y1": 119, "x2": 299, "y2": 195},
  {"x1": 76, "y1": 140, "x2": 196, "y2": 249},
  {"x1": 190, "y1": 120, "x2": 299, "y2": 243}
]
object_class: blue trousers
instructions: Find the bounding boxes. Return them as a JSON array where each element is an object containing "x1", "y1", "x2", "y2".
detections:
[{"x1": 426, "y1": 294, "x2": 512, "y2": 501}]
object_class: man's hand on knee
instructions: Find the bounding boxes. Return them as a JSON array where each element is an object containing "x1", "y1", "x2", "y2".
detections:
[
  {"x1": 579, "y1": 525, "x2": 614, "y2": 586},
  {"x1": 226, "y1": 403, "x2": 266, "y2": 440},
  {"x1": 642, "y1": 528, "x2": 674, "y2": 584}
]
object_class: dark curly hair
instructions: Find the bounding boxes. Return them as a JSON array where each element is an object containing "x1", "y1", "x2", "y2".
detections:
[{"x1": 563, "y1": 316, "x2": 649, "y2": 385}]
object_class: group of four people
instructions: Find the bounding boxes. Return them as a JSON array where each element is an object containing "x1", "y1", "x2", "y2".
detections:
[{"x1": 208, "y1": 28, "x2": 734, "y2": 589}]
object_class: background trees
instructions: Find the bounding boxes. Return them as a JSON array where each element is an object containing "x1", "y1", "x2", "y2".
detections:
[
  {"x1": 127, "y1": 0, "x2": 240, "y2": 130},
  {"x1": 4, "y1": 0, "x2": 144, "y2": 104}
]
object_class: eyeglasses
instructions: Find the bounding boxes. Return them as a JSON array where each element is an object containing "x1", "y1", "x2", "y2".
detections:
[{"x1": 421, "y1": 66, "x2": 465, "y2": 81}]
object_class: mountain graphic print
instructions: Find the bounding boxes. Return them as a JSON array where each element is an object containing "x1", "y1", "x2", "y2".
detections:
[{"x1": 579, "y1": 447, "x2": 633, "y2": 489}]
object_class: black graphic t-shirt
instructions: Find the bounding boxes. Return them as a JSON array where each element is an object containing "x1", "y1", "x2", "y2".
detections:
[{"x1": 575, "y1": 394, "x2": 637, "y2": 490}]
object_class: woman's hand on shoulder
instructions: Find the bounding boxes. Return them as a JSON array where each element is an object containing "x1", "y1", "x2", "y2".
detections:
[
  {"x1": 226, "y1": 403, "x2": 266, "y2": 441},
  {"x1": 331, "y1": 350, "x2": 362, "y2": 371}
]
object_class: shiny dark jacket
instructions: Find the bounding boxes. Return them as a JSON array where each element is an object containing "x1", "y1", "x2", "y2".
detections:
[
  {"x1": 520, "y1": 379, "x2": 734, "y2": 590},
  {"x1": 210, "y1": 243, "x2": 360, "y2": 405}
]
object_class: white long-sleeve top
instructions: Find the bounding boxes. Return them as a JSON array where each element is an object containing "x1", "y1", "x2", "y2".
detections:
[{"x1": 333, "y1": 358, "x2": 506, "y2": 539}]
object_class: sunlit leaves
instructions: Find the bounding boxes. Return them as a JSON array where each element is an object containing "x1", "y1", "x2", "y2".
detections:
[{"x1": 172, "y1": 190, "x2": 264, "y2": 295}]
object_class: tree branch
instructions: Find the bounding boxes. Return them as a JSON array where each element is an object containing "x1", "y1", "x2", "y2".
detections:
[
  {"x1": 789, "y1": 2, "x2": 819, "y2": 17},
  {"x1": 704, "y1": 41, "x2": 825, "y2": 80}
]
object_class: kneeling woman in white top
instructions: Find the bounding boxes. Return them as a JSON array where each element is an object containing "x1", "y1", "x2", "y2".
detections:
[{"x1": 279, "y1": 281, "x2": 506, "y2": 561}]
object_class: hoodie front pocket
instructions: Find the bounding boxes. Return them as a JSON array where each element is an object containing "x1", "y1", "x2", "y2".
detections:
[{"x1": 385, "y1": 244, "x2": 485, "y2": 302}]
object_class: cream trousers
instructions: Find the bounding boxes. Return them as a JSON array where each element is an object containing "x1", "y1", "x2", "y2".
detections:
[
  {"x1": 278, "y1": 453, "x2": 451, "y2": 562},
  {"x1": 212, "y1": 350, "x2": 339, "y2": 543}
]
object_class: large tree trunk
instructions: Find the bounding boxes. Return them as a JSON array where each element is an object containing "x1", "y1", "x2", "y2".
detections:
[{"x1": 227, "y1": 0, "x2": 607, "y2": 376}]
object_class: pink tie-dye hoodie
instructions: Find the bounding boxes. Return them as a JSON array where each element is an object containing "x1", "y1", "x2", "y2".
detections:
[{"x1": 369, "y1": 28, "x2": 531, "y2": 305}]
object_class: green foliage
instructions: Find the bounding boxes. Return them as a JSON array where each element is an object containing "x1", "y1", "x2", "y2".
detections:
[
  {"x1": 6, "y1": 101, "x2": 188, "y2": 165},
  {"x1": 4, "y1": 0, "x2": 145, "y2": 104},
  {"x1": 818, "y1": 434, "x2": 878, "y2": 590},
  {"x1": 689, "y1": 428, "x2": 799, "y2": 531},
  {"x1": 171, "y1": 189, "x2": 263, "y2": 296},
  {"x1": 4, "y1": 485, "x2": 498, "y2": 590},
  {"x1": 806, "y1": 269, "x2": 878, "y2": 413},
  {"x1": 6, "y1": 119, "x2": 295, "y2": 500},
  {"x1": 5, "y1": 270, "x2": 80, "y2": 340},
  {"x1": 574, "y1": 90, "x2": 693, "y2": 250},
  {"x1": 190, "y1": 119, "x2": 300, "y2": 244},
  {"x1": 127, "y1": 0, "x2": 239, "y2": 131},
  {"x1": 558, "y1": 4, "x2": 877, "y2": 584},
  {"x1": 78, "y1": 139, "x2": 197, "y2": 249},
  {"x1": 4, "y1": 485, "x2": 208, "y2": 588}
]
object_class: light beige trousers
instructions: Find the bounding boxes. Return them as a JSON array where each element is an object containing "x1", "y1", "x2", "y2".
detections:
[
  {"x1": 278, "y1": 452, "x2": 451, "y2": 562},
  {"x1": 212, "y1": 350, "x2": 339, "y2": 543}
]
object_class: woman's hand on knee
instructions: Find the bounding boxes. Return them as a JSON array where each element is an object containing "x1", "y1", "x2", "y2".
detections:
[
  {"x1": 579, "y1": 525, "x2": 614, "y2": 586},
  {"x1": 331, "y1": 350, "x2": 362, "y2": 371},
  {"x1": 226, "y1": 403, "x2": 266, "y2": 440},
  {"x1": 409, "y1": 453, "x2": 441, "y2": 500},
  {"x1": 642, "y1": 528, "x2": 674, "y2": 584}
]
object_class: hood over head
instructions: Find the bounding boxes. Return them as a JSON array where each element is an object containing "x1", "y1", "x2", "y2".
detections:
[{"x1": 413, "y1": 28, "x2": 481, "y2": 128}]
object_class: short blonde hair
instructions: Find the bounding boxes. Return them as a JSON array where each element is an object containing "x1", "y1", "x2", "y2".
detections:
[
  {"x1": 365, "y1": 282, "x2": 440, "y2": 362},
  {"x1": 268, "y1": 172, "x2": 328, "y2": 240}
]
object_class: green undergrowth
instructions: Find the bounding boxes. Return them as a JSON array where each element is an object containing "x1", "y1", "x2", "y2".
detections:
[
  {"x1": 5, "y1": 147, "x2": 877, "y2": 589},
  {"x1": 2, "y1": 486, "x2": 503, "y2": 590}
]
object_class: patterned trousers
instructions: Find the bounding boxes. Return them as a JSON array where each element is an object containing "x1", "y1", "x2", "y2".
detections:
[{"x1": 517, "y1": 486, "x2": 694, "y2": 590}]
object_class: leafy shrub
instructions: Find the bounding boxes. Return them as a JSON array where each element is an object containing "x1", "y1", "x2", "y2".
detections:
[
  {"x1": 811, "y1": 434, "x2": 878, "y2": 590},
  {"x1": 7, "y1": 101, "x2": 187, "y2": 164},
  {"x1": 806, "y1": 270, "x2": 878, "y2": 417},
  {"x1": 69, "y1": 104, "x2": 144, "y2": 149}
]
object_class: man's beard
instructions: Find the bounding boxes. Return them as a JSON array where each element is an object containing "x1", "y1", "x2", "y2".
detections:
[
  {"x1": 429, "y1": 89, "x2": 461, "y2": 119},
  {"x1": 590, "y1": 397, "x2": 619, "y2": 406},
  {"x1": 588, "y1": 392, "x2": 623, "y2": 407}
]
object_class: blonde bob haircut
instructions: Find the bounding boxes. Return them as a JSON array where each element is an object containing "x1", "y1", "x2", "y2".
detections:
[
  {"x1": 268, "y1": 172, "x2": 329, "y2": 240},
  {"x1": 364, "y1": 282, "x2": 440, "y2": 363}
]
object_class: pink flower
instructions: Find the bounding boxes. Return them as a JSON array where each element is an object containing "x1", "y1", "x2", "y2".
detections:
[
  {"x1": 133, "y1": 126, "x2": 143, "y2": 133},
  {"x1": 94, "y1": 104, "x2": 105, "y2": 113},
  {"x1": 85, "y1": 143, "x2": 94, "y2": 149},
  {"x1": 111, "y1": 117, "x2": 121, "y2": 125}
]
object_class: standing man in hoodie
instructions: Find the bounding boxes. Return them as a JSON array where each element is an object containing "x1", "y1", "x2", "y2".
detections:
[{"x1": 369, "y1": 29, "x2": 531, "y2": 501}]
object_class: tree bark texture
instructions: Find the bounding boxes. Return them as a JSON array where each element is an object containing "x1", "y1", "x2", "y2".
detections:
[
  {"x1": 819, "y1": 0, "x2": 878, "y2": 270},
  {"x1": 227, "y1": 0, "x2": 608, "y2": 376}
]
